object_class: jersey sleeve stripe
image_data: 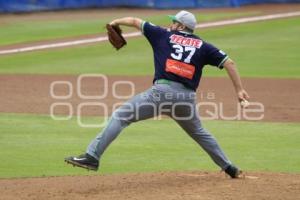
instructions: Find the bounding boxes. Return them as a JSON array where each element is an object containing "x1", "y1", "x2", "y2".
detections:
[
  {"x1": 141, "y1": 21, "x2": 146, "y2": 34},
  {"x1": 217, "y1": 55, "x2": 229, "y2": 69}
]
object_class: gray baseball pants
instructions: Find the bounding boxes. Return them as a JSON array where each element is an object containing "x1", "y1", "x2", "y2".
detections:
[{"x1": 87, "y1": 80, "x2": 232, "y2": 170}]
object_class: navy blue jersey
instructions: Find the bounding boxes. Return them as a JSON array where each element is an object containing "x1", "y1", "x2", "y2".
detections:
[{"x1": 142, "y1": 21, "x2": 228, "y2": 91}]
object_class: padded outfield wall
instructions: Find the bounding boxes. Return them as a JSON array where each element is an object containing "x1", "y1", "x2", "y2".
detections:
[{"x1": 0, "y1": 0, "x2": 300, "y2": 12}]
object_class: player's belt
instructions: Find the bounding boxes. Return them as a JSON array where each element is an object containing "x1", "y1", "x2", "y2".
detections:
[
  {"x1": 155, "y1": 79, "x2": 193, "y2": 91},
  {"x1": 156, "y1": 79, "x2": 171, "y2": 85}
]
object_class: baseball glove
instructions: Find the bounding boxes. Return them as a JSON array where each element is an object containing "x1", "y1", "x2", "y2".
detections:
[{"x1": 106, "y1": 24, "x2": 127, "y2": 50}]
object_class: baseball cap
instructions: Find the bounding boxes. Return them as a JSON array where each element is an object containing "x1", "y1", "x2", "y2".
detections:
[{"x1": 168, "y1": 10, "x2": 197, "y2": 31}]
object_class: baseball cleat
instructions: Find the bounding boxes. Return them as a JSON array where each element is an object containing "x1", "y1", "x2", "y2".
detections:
[
  {"x1": 64, "y1": 153, "x2": 99, "y2": 171},
  {"x1": 224, "y1": 165, "x2": 244, "y2": 178}
]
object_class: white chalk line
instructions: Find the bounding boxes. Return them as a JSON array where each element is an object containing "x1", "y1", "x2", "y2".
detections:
[{"x1": 0, "y1": 11, "x2": 300, "y2": 55}]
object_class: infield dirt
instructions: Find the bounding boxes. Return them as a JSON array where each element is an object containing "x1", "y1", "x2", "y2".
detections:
[
  {"x1": 0, "y1": 75, "x2": 299, "y2": 122},
  {"x1": 1, "y1": 171, "x2": 300, "y2": 200}
]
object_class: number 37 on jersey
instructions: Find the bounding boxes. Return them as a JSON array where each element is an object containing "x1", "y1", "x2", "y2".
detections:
[{"x1": 166, "y1": 34, "x2": 203, "y2": 79}]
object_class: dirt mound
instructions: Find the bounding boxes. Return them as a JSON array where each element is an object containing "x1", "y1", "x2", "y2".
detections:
[
  {"x1": 1, "y1": 171, "x2": 299, "y2": 200},
  {"x1": 0, "y1": 74, "x2": 299, "y2": 122}
]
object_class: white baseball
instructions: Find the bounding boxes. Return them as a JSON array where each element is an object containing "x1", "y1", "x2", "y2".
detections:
[{"x1": 241, "y1": 100, "x2": 250, "y2": 108}]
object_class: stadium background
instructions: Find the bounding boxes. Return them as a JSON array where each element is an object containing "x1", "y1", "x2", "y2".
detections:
[
  {"x1": 0, "y1": 1, "x2": 299, "y2": 200},
  {"x1": 1, "y1": 0, "x2": 300, "y2": 12}
]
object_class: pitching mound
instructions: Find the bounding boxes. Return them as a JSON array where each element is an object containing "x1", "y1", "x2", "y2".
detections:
[{"x1": 1, "y1": 171, "x2": 299, "y2": 200}]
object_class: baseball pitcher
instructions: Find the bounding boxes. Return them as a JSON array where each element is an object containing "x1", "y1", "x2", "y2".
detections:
[{"x1": 65, "y1": 10, "x2": 250, "y2": 178}]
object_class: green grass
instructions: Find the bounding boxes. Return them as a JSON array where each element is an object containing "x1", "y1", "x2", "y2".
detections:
[
  {"x1": 0, "y1": 17, "x2": 299, "y2": 78},
  {"x1": 0, "y1": 11, "x2": 259, "y2": 46},
  {"x1": 199, "y1": 17, "x2": 300, "y2": 78},
  {"x1": 0, "y1": 113, "x2": 299, "y2": 178}
]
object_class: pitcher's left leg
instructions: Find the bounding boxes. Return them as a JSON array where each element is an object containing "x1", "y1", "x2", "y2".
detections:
[
  {"x1": 87, "y1": 88, "x2": 158, "y2": 161},
  {"x1": 65, "y1": 88, "x2": 158, "y2": 171}
]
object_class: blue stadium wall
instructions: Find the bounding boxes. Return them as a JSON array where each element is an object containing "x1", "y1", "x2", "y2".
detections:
[{"x1": 0, "y1": 0, "x2": 300, "y2": 12}]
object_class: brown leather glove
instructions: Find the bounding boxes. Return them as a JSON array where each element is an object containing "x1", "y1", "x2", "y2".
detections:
[{"x1": 106, "y1": 24, "x2": 127, "y2": 50}]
